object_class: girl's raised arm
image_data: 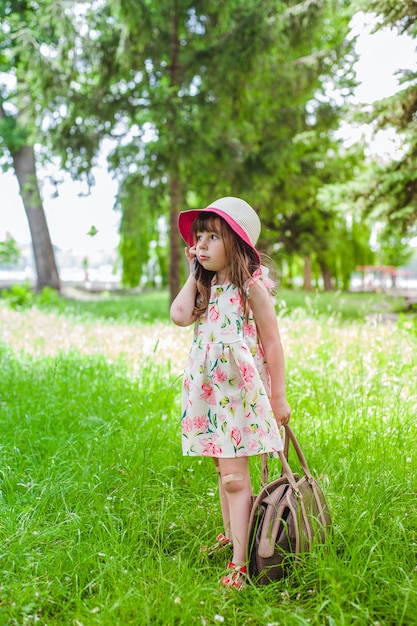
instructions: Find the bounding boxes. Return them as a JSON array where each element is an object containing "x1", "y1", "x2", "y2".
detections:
[
  {"x1": 170, "y1": 247, "x2": 199, "y2": 327},
  {"x1": 249, "y1": 280, "x2": 291, "y2": 427}
]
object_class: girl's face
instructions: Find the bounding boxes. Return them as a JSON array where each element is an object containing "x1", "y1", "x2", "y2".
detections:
[{"x1": 195, "y1": 219, "x2": 228, "y2": 278}]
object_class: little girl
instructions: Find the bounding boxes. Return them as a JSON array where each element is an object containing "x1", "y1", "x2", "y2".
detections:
[{"x1": 170, "y1": 196, "x2": 291, "y2": 590}]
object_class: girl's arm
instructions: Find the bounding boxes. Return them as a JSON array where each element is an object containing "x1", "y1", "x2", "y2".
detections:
[
  {"x1": 170, "y1": 247, "x2": 199, "y2": 327},
  {"x1": 249, "y1": 280, "x2": 291, "y2": 427}
]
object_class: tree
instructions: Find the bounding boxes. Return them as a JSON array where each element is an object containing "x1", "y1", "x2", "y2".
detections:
[
  {"x1": 0, "y1": 1, "x2": 74, "y2": 291},
  {"x1": 102, "y1": 0, "x2": 301, "y2": 301},
  {"x1": 355, "y1": 1, "x2": 417, "y2": 234},
  {"x1": 106, "y1": 0, "x2": 358, "y2": 297},
  {"x1": 208, "y1": 0, "x2": 358, "y2": 290},
  {"x1": 1, "y1": 0, "x2": 362, "y2": 298},
  {"x1": 0, "y1": 108, "x2": 60, "y2": 294},
  {"x1": 377, "y1": 224, "x2": 413, "y2": 287}
]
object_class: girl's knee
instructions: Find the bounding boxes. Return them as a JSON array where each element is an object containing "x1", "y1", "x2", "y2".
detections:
[{"x1": 221, "y1": 473, "x2": 245, "y2": 493}]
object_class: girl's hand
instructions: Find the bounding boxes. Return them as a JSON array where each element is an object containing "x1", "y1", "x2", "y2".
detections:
[
  {"x1": 271, "y1": 396, "x2": 291, "y2": 428},
  {"x1": 184, "y1": 246, "x2": 197, "y2": 273},
  {"x1": 170, "y1": 247, "x2": 199, "y2": 326}
]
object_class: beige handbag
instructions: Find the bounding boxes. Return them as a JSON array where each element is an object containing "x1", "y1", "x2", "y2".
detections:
[{"x1": 247, "y1": 425, "x2": 332, "y2": 585}]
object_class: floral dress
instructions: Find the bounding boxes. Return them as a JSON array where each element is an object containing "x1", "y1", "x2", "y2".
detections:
[{"x1": 181, "y1": 267, "x2": 284, "y2": 458}]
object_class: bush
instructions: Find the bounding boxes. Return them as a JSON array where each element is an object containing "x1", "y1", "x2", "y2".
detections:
[{"x1": 1, "y1": 283, "x2": 63, "y2": 310}]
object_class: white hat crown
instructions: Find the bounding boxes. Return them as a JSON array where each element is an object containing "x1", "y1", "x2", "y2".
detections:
[{"x1": 206, "y1": 197, "x2": 261, "y2": 246}]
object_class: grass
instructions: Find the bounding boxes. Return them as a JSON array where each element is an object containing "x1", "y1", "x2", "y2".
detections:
[
  {"x1": 0, "y1": 295, "x2": 416, "y2": 625},
  {"x1": 19, "y1": 287, "x2": 407, "y2": 324},
  {"x1": 61, "y1": 290, "x2": 172, "y2": 324},
  {"x1": 274, "y1": 288, "x2": 407, "y2": 320}
]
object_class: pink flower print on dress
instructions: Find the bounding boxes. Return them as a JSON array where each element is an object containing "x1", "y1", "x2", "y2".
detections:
[
  {"x1": 182, "y1": 416, "x2": 194, "y2": 434},
  {"x1": 219, "y1": 413, "x2": 227, "y2": 424},
  {"x1": 180, "y1": 273, "x2": 284, "y2": 458},
  {"x1": 231, "y1": 426, "x2": 242, "y2": 450},
  {"x1": 193, "y1": 415, "x2": 209, "y2": 433},
  {"x1": 212, "y1": 366, "x2": 228, "y2": 384},
  {"x1": 200, "y1": 383, "x2": 217, "y2": 405},
  {"x1": 230, "y1": 295, "x2": 243, "y2": 317},
  {"x1": 243, "y1": 322, "x2": 256, "y2": 338},
  {"x1": 248, "y1": 439, "x2": 260, "y2": 452},
  {"x1": 201, "y1": 438, "x2": 223, "y2": 456},
  {"x1": 243, "y1": 424, "x2": 257, "y2": 436},
  {"x1": 228, "y1": 396, "x2": 238, "y2": 415},
  {"x1": 257, "y1": 425, "x2": 268, "y2": 440},
  {"x1": 209, "y1": 304, "x2": 219, "y2": 322},
  {"x1": 220, "y1": 327, "x2": 237, "y2": 341},
  {"x1": 237, "y1": 360, "x2": 256, "y2": 391}
]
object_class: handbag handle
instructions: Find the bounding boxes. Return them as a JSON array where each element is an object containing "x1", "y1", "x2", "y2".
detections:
[{"x1": 261, "y1": 424, "x2": 314, "y2": 487}]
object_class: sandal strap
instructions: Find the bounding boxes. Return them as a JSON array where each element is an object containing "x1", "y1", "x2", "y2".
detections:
[
  {"x1": 221, "y1": 562, "x2": 247, "y2": 590},
  {"x1": 216, "y1": 533, "x2": 232, "y2": 546},
  {"x1": 201, "y1": 533, "x2": 232, "y2": 556}
]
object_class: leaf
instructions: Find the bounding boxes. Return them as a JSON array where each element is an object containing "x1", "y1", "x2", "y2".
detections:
[{"x1": 87, "y1": 225, "x2": 98, "y2": 237}]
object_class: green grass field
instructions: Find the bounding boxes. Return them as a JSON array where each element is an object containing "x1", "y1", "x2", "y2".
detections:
[
  {"x1": 0, "y1": 291, "x2": 416, "y2": 625},
  {"x1": 58, "y1": 287, "x2": 408, "y2": 323}
]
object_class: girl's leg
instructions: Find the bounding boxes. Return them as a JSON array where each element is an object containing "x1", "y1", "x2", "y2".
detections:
[
  {"x1": 217, "y1": 457, "x2": 252, "y2": 566},
  {"x1": 213, "y1": 458, "x2": 231, "y2": 540}
]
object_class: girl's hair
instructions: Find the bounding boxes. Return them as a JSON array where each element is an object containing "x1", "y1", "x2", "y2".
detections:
[{"x1": 192, "y1": 213, "x2": 260, "y2": 321}]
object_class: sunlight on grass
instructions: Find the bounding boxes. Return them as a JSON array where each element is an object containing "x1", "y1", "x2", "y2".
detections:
[
  {"x1": 0, "y1": 303, "x2": 193, "y2": 375},
  {"x1": 0, "y1": 300, "x2": 416, "y2": 624}
]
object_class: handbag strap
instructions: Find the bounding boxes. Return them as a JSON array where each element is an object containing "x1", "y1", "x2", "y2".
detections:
[{"x1": 261, "y1": 424, "x2": 314, "y2": 487}]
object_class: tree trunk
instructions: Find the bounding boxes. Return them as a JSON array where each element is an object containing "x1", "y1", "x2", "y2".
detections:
[
  {"x1": 12, "y1": 144, "x2": 60, "y2": 292},
  {"x1": 320, "y1": 262, "x2": 333, "y2": 291},
  {"x1": 303, "y1": 256, "x2": 312, "y2": 291},
  {"x1": 168, "y1": 3, "x2": 181, "y2": 304},
  {"x1": 168, "y1": 175, "x2": 181, "y2": 303}
]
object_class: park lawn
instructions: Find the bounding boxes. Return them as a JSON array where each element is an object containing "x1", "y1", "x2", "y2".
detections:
[
  {"x1": 2, "y1": 284, "x2": 407, "y2": 323},
  {"x1": 0, "y1": 299, "x2": 416, "y2": 625},
  {"x1": 58, "y1": 287, "x2": 407, "y2": 323}
]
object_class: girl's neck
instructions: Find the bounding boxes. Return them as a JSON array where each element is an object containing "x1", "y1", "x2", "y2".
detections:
[{"x1": 215, "y1": 271, "x2": 229, "y2": 285}]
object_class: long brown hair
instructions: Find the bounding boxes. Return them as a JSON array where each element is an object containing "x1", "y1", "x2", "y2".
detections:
[{"x1": 192, "y1": 213, "x2": 260, "y2": 321}]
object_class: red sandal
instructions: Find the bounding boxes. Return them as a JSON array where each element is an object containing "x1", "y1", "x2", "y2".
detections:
[
  {"x1": 220, "y1": 562, "x2": 247, "y2": 590},
  {"x1": 200, "y1": 533, "x2": 233, "y2": 557}
]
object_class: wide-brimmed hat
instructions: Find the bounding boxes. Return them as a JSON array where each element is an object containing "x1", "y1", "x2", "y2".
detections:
[{"x1": 178, "y1": 197, "x2": 261, "y2": 262}]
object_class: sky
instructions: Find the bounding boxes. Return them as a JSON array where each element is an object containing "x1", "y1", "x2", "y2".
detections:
[{"x1": 1, "y1": 12, "x2": 416, "y2": 256}]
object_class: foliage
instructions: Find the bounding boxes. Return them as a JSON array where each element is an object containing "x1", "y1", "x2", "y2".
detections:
[
  {"x1": 0, "y1": 234, "x2": 19, "y2": 264},
  {"x1": 0, "y1": 1, "x2": 78, "y2": 160},
  {"x1": 352, "y1": 0, "x2": 417, "y2": 234},
  {"x1": 30, "y1": 0, "x2": 358, "y2": 292},
  {"x1": 227, "y1": 3, "x2": 361, "y2": 288},
  {"x1": 1, "y1": 287, "x2": 410, "y2": 323},
  {"x1": 116, "y1": 174, "x2": 169, "y2": 287},
  {"x1": 62, "y1": 289, "x2": 172, "y2": 323},
  {"x1": 317, "y1": 172, "x2": 379, "y2": 287},
  {"x1": 0, "y1": 282, "x2": 33, "y2": 307},
  {"x1": 377, "y1": 223, "x2": 414, "y2": 268},
  {"x1": 0, "y1": 0, "x2": 71, "y2": 291},
  {"x1": 2, "y1": 0, "x2": 414, "y2": 293},
  {"x1": 0, "y1": 309, "x2": 416, "y2": 623},
  {"x1": 1, "y1": 283, "x2": 62, "y2": 309}
]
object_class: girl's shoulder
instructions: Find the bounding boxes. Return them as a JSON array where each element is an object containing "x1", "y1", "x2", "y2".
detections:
[{"x1": 244, "y1": 266, "x2": 275, "y2": 298}]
